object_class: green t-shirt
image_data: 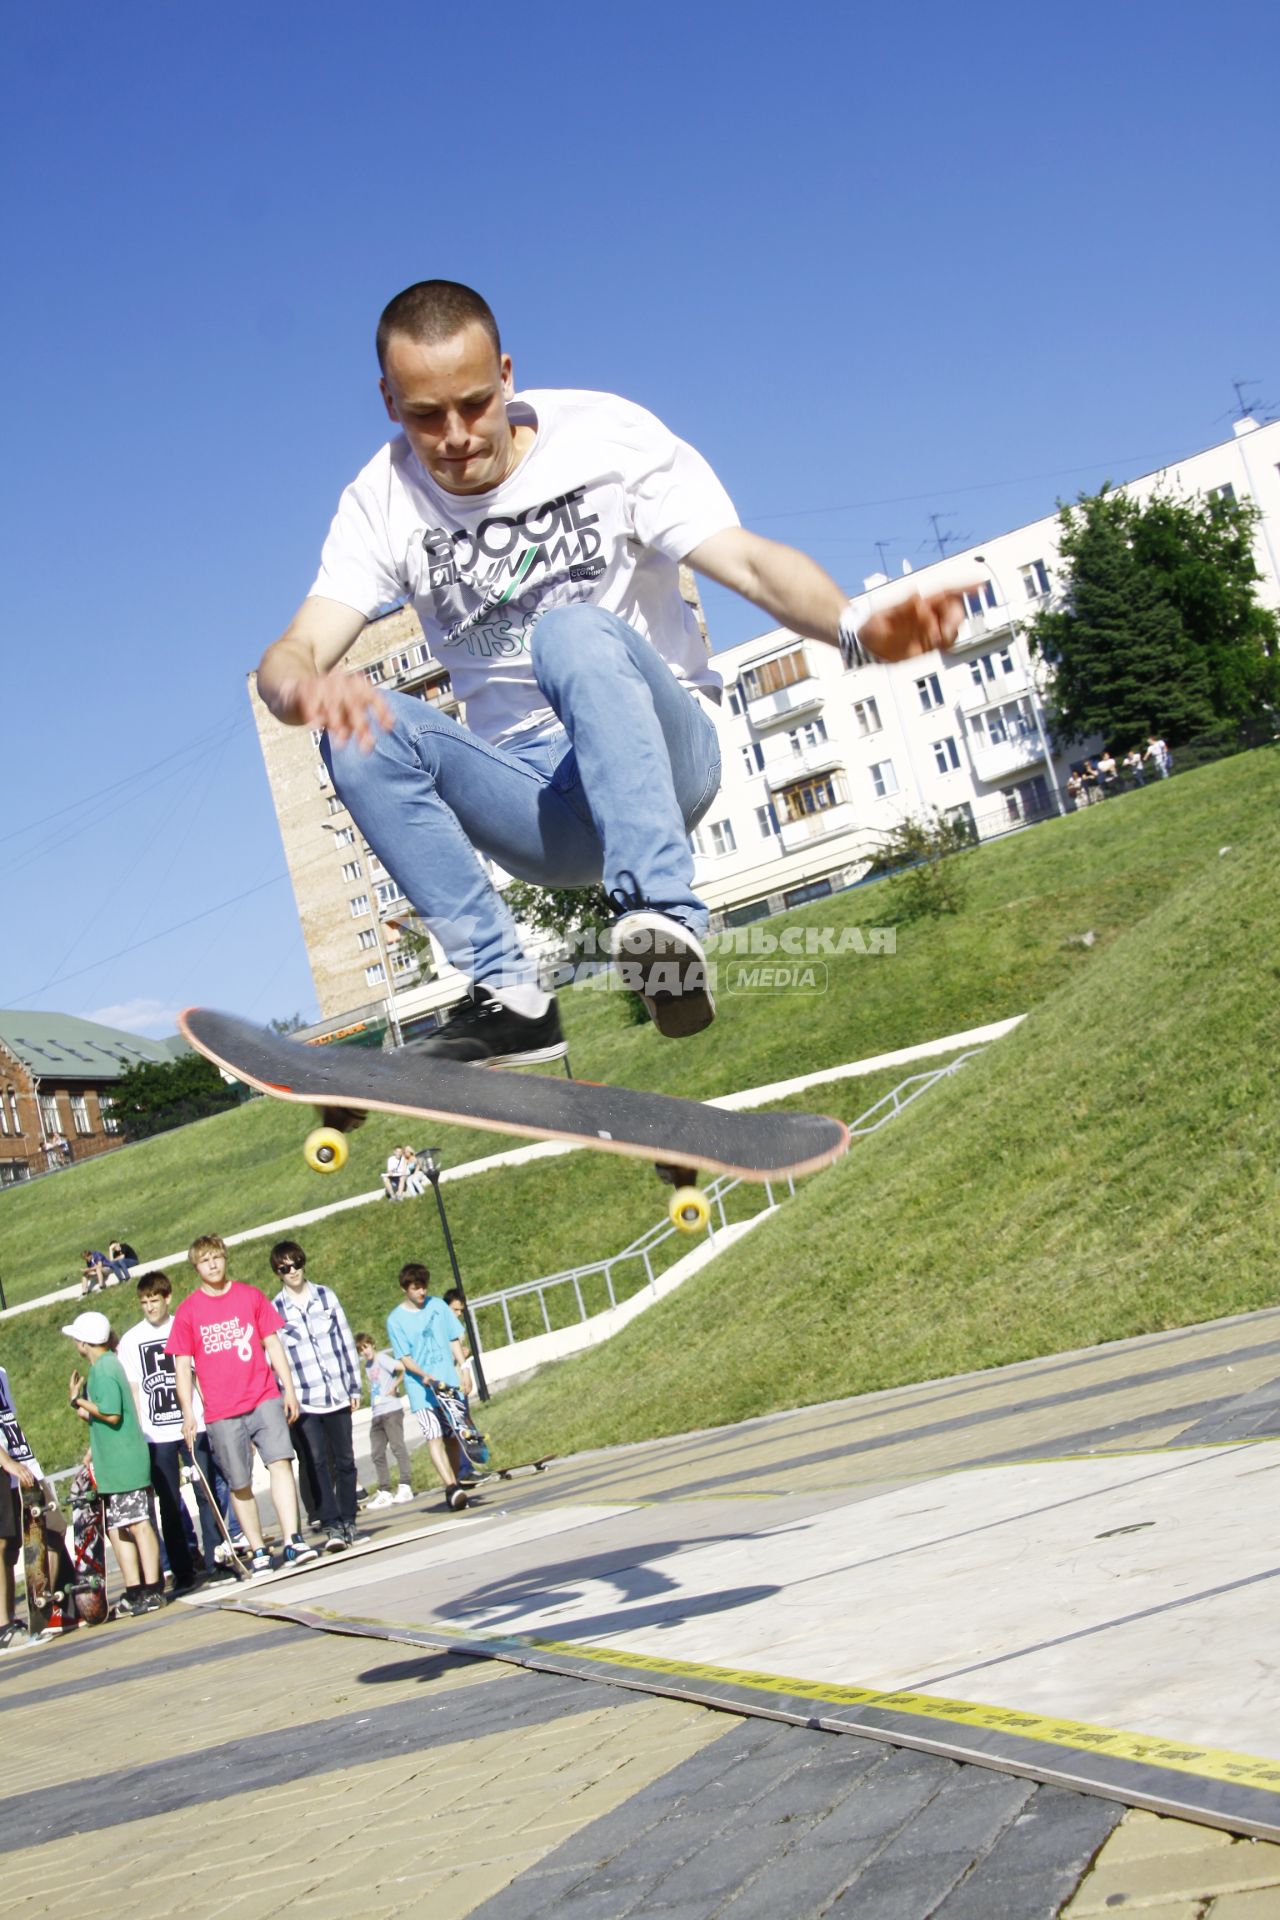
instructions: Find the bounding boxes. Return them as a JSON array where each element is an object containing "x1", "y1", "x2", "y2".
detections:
[{"x1": 86, "y1": 1352, "x2": 152, "y2": 1495}]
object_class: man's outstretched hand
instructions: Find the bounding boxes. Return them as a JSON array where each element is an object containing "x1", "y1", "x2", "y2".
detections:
[
  {"x1": 855, "y1": 584, "x2": 982, "y2": 665},
  {"x1": 273, "y1": 669, "x2": 394, "y2": 753}
]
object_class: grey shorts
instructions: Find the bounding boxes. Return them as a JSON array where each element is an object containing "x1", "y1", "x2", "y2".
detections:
[{"x1": 207, "y1": 1397, "x2": 295, "y2": 1490}]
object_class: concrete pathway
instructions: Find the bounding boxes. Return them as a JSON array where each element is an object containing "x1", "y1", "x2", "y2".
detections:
[{"x1": 4, "y1": 1301, "x2": 1280, "y2": 1916}]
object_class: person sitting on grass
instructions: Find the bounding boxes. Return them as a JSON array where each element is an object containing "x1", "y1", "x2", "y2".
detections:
[
  {"x1": 386, "y1": 1265, "x2": 469, "y2": 1510},
  {"x1": 64, "y1": 1309, "x2": 165, "y2": 1616}
]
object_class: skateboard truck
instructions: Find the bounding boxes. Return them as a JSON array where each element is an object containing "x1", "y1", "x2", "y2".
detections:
[{"x1": 654, "y1": 1162, "x2": 711, "y2": 1234}]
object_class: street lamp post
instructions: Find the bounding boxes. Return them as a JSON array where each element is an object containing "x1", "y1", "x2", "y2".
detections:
[
  {"x1": 972, "y1": 553, "x2": 1066, "y2": 818},
  {"x1": 418, "y1": 1145, "x2": 489, "y2": 1403}
]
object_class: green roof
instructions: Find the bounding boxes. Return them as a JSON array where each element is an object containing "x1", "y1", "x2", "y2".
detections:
[{"x1": 0, "y1": 1012, "x2": 182, "y2": 1081}]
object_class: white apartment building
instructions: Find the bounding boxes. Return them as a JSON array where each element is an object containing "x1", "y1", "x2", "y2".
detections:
[
  {"x1": 686, "y1": 415, "x2": 1280, "y2": 923},
  {"x1": 252, "y1": 418, "x2": 1280, "y2": 1031}
]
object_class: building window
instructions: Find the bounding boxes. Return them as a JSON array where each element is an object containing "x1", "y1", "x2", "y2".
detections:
[
  {"x1": 0, "y1": 1099, "x2": 7, "y2": 1136},
  {"x1": 7, "y1": 1090, "x2": 20, "y2": 1134},
  {"x1": 840, "y1": 631, "x2": 870, "y2": 668},
  {"x1": 340, "y1": 860, "x2": 362, "y2": 882},
  {"x1": 915, "y1": 672, "x2": 943, "y2": 712},
  {"x1": 852, "y1": 697, "x2": 881, "y2": 736},
  {"x1": 315, "y1": 761, "x2": 330, "y2": 789},
  {"x1": 375, "y1": 879, "x2": 405, "y2": 908},
  {"x1": 932, "y1": 737, "x2": 961, "y2": 773},
  {"x1": 39, "y1": 1093, "x2": 61, "y2": 1138},
  {"x1": 727, "y1": 687, "x2": 743, "y2": 718},
  {"x1": 364, "y1": 962, "x2": 386, "y2": 986},
  {"x1": 70, "y1": 1093, "x2": 91, "y2": 1136},
  {"x1": 361, "y1": 662, "x2": 385, "y2": 685},
  {"x1": 390, "y1": 948, "x2": 419, "y2": 976},
  {"x1": 1019, "y1": 558, "x2": 1050, "y2": 599},
  {"x1": 870, "y1": 760, "x2": 899, "y2": 799},
  {"x1": 779, "y1": 774, "x2": 846, "y2": 821},
  {"x1": 331, "y1": 826, "x2": 355, "y2": 847},
  {"x1": 1207, "y1": 482, "x2": 1236, "y2": 504},
  {"x1": 326, "y1": 796, "x2": 346, "y2": 815},
  {"x1": 100, "y1": 1095, "x2": 121, "y2": 1136},
  {"x1": 368, "y1": 854, "x2": 386, "y2": 876},
  {"x1": 970, "y1": 648, "x2": 1014, "y2": 689},
  {"x1": 357, "y1": 928, "x2": 378, "y2": 951},
  {"x1": 349, "y1": 894, "x2": 370, "y2": 917},
  {"x1": 963, "y1": 582, "x2": 999, "y2": 617},
  {"x1": 309, "y1": 728, "x2": 325, "y2": 748},
  {"x1": 740, "y1": 647, "x2": 809, "y2": 702},
  {"x1": 756, "y1": 803, "x2": 780, "y2": 839},
  {"x1": 945, "y1": 801, "x2": 977, "y2": 840},
  {"x1": 708, "y1": 819, "x2": 737, "y2": 856},
  {"x1": 788, "y1": 718, "x2": 828, "y2": 754},
  {"x1": 740, "y1": 742, "x2": 764, "y2": 776},
  {"x1": 391, "y1": 651, "x2": 413, "y2": 674}
]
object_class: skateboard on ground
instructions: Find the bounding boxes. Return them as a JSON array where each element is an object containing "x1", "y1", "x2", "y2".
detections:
[
  {"x1": 182, "y1": 1453, "x2": 252, "y2": 1580},
  {"x1": 487, "y1": 1455, "x2": 556, "y2": 1481},
  {"x1": 180, "y1": 1009, "x2": 849, "y2": 1233},
  {"x1": 21, "y1": 1488, "x2": 58, "y2": 1639},
  {"x1": 55, "y1": 1465, "x2": 109, "y2": 1626}
]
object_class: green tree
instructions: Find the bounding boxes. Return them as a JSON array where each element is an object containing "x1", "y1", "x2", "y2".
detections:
[
  {"x1": 112, "y1": 1053, "x2": 244, "y2": 1141},
  {"x1": 867, "y1": 810, "x2": 974, "y2": 921},
  {"x1": 1029, "y1": 486, "x2": 1280, "y2": 753},
  {"x1": 501, "y1": 880, "x2": 650, "y2": 1023}
]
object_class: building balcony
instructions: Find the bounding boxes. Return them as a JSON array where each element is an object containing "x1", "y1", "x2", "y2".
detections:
[
  {"x1": 964, "y1": 730, "x2": 1047, "y2": 784},
  {"x1": 390, "y1": 653, "x2": 450, "y2": 694},
  {"x1": 744, "y1": 677, "x2": 826, "y2": 731},
  {"x1": 954, "y1": 604, "x2": 1019, "y2": 650},
  {"x1": 765, "y1": 746, "x2": 846, "y2": 791},
  {"x1": 777, "y1": 800, "x2": 860, "y2": 852},
  {"x1": 957, "y1": 665, "x2": 1035, "y2": 713}
]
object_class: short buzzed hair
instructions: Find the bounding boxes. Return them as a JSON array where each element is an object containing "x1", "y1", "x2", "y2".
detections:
[{"x1": 376, "y1": 280, "x2": 500, "y2": 372}]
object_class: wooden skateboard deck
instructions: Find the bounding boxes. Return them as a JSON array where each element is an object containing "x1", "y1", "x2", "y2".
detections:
[
  {"x1": 21, "y1": 1489, "x2": 55, "y2": 1637},
  {"x1": 179, "y1": 1009, "x2": 849, "y2": 1185}
]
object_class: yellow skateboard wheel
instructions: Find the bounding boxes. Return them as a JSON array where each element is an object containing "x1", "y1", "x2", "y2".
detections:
[
  {"x1": 304, "y1": 1126, "x2": 349, "y2": 1174},
  {"x1": 669, "y1": 1187, "x2": 709, "y2": 1234}
]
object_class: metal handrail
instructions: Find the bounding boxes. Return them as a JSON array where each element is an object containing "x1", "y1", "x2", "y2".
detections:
[{"x1": 467, "y1": 1047, "x2": 986, "y2": 1354}]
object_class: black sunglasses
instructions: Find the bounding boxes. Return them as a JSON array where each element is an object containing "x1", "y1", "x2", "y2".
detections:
[{"x1": 275, "y1": 1259, "x2": 304, "y2": 1272}]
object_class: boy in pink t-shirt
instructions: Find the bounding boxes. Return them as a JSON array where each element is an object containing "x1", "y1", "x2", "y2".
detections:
[{"x1": 167, "y1": 1235, "x2": 317, "y2": 1574}]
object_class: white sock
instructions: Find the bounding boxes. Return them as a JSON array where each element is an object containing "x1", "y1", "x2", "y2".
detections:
[{"x1": 486, "y1": 982, "x2": 551, "y2": 1019}]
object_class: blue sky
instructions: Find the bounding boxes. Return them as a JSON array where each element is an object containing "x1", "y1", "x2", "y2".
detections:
[{"x1": 2, "y1": 0, "x2": 1275, "y2": 1034}]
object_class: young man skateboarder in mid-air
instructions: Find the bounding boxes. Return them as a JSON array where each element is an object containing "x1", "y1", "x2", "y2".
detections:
[
  {"x1": 167, "y1": 1237, "x2": 318, "y2": 1575},
  {"x1": 256, "y1": 280, "x2": 973, "y2": 1066}
]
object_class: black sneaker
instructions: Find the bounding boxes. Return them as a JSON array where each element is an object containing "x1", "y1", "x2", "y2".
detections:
[
  {"x1": 610, "y1": 911, "x2": 716, "y2": 1038},
  {"x1": 404, "y1": 989, "x2": 567, "y2": 1066}
]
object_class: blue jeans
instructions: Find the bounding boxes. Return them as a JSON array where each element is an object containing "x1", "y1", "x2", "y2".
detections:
[{"x1": 325, "y1": 606, "x2": 722, "y2": 988}]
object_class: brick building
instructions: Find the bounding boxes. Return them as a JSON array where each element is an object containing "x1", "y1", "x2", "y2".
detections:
[{"x1": 0, "y1": 1013, "x2": 179, "y2": 1186}]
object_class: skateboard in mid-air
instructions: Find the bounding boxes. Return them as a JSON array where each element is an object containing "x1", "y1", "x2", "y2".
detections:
[{"x1": 180, "y1": 1009, "x2": 849, "y2": 1233}]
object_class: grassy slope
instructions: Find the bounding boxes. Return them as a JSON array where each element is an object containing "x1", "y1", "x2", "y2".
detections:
[
  {"x1": 4, "y1": 748, "x2": 1278, "y2": 1469},
  {"x1": 489, "y1": 804, "x2": 1280, "y2": 1458}
]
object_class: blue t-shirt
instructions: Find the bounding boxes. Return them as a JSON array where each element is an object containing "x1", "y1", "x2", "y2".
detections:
[{"x1": 386, "y1": 1298, "x2": 463, "y2": 1408}]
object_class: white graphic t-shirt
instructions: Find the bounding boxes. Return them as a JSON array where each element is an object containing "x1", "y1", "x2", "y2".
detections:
[
  {"x1": 0, "y1": 1365, "x2": 42, "y2": 1486},
  {"x1": 117, "y1": 1316, "x2": 206, "y2": 1445},
  {"x1": 310, "y1": 389, "x2": 737, "y2": 747}
]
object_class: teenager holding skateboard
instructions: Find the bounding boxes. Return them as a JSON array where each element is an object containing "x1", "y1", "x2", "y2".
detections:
[
  {"x1": 385, "y1": 1266, "x2": 469, "y2": 1510},
  {"x1": 166, "y1": 1236, "x2": 318, "y2": 1575},
  {"x1": 257, "y1": 280, "x2": 973, "y2": 1066},
  {"x1": 64, "y1": 1310, "x2": 165, "y2": 1616}
]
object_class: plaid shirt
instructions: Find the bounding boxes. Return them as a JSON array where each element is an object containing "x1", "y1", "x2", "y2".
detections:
[{"x1": 272, "y1": 1282, "x2": 360, "y2": 1413}]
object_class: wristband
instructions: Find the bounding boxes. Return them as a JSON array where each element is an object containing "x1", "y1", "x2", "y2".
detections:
[{"x1": 837, "y1": 602, "x2": 864, "y2": 669}]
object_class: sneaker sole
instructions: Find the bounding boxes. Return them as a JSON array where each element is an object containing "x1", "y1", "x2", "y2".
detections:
[
  {"x1": 481, "y1": 1040, "x2": 569, "y2": 1067},
  {"x1": 611, "y1": 924, "x2": 715, "y2": 1039}
]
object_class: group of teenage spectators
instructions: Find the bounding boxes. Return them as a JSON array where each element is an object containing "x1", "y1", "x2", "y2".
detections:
[
  {"x1": 0, "y1": 1235, "x2": 482, "y2": 1649},
  {"x1": 1067, "y1": 736, "x2": 1172, "y2": 809}
]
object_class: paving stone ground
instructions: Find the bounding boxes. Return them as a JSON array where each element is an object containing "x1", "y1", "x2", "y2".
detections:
[{"x1": 5, "y1": 1304, "x2": 1280, "y2": 1916}]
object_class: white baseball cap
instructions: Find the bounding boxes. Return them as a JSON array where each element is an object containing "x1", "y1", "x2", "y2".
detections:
[{"x1": 62, "y1": 1310, "x2": 112, "y2": 1344}]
